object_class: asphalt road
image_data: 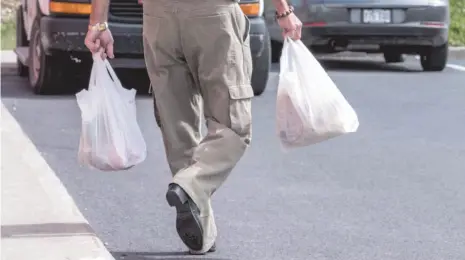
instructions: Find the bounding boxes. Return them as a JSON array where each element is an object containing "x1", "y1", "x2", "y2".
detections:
[{"x1": 2, "y1": 55, "x2": 465, "y2": 260}]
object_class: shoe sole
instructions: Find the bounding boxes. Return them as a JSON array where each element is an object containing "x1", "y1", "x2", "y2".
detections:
[
  {"x1": 166, "y1": 188, "x2": 204, "y2": 251},
  {"x1": 189, "y1": 244, "x2": 217, "y2": 255}
]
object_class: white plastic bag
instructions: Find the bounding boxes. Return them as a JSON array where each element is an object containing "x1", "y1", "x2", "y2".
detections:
[
  {"x1": 76, "y1": 54, "x2": 147, "y2": 171},
  {"x1": 276, "y1": 38, "x2": 359, "y2": 149}
]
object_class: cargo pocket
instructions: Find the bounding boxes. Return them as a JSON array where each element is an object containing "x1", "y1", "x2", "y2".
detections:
[{"x1": 228, "y1": 84, "x2": 254, "y2": 144}]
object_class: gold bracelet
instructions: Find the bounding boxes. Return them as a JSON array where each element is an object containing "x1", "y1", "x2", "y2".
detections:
[{"x1": 88, "y1": 22, "x2": 108, "y2": 32}]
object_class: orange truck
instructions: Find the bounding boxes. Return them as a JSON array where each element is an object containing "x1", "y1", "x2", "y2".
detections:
[{"x1": 15, "y1": 0, "x2": 271, "y2": 95}]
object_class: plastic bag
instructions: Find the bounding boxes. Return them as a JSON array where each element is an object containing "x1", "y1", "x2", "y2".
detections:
[
  {"x1": 276, "y1": 38, "x2": 359, "y2": 149},
  {"x1": 76, "y1": 54, "x2": 147, "y2": 171}
]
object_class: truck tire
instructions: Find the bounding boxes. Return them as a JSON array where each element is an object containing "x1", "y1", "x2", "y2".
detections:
[
  {"x1": 16, "y1": 6, "x2": 29, "y2": 77},
  {"x1": 28, "y1": 17, "x2": 64, "y2": 95},
  {"x1": 271, "y1": 40, "x2": 283, "y2": 63},
  {"x1": 421, "y1": 44, "x2": 448, "y2": 72},
  {"x1": 251, "y1": 35, "x2": 271, "y2": 96}
]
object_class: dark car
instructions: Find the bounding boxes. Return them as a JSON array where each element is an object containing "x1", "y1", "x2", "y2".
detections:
[{"x1": 264, "y1": 0, "x2": 450, "y2": 71}]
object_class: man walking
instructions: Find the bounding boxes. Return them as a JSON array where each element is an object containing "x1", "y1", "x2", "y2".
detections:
[{"x1": 85, "y1": 0, "x2": 302, "y2": 254}]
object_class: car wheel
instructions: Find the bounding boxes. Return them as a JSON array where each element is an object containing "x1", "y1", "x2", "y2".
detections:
[
  {"x1": 270, "y1": 40, "x2": 283, "y2": 63},
  {"x1": 16, "y1": 6, "x2": 29, "y2": 77},
  {"x1": 251, "y1": 35, "x2": 271, "y2": 96},
  {"x1": 421, "y1": 44, "x2": 448, "y2": 72},
  {"x1": 28, "y1": 17, "x2": 65, "y2": 95},
  {"x1": 383, "y1": 52, "x2": 404, "y2": 63}
]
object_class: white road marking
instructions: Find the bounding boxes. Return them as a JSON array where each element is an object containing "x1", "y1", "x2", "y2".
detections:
[{"x1": 447, "y1": 64, "x2": 465, "y2": 72}]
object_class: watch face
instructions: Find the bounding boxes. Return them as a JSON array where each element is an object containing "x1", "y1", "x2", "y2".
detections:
[{"x1": 98, "y1": 23, "x2": 107, "y2": 31}]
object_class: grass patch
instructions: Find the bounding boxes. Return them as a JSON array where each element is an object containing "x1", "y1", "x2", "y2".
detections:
[
  {"x1": 450, "y1": 0, "x2": 465, "y2": 46},
  {"x1": 1, "y1": 18, "x2": 16, "y2": 50}
]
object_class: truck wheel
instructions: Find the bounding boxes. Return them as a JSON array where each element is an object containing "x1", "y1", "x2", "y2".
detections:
[
  {"x1": 271, "y1": 40, "x2": 283, "y2": 63},
  {"x1": 421, "y1": 44, "x2": 448, "y2": 72},
  {"x1": 28, "y1": 18, "x2": 64, "y2": 95},
  {"x1": 16, "y1": 6, "x2": 28, "y2": 77},
  {"x1": 251, "y1": 35, "x2": 271, "y2": 96},
  {"x1": 383, "y1": 52, "x2": 404, "y2": 63}
]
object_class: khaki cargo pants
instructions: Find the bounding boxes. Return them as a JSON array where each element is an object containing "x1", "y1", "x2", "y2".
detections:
[{"x1": 143, "y1": 0, "x2": 253, "y2": 253}]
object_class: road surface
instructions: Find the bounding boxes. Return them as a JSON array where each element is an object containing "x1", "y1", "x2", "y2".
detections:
[{"x1": 2, "y1": 55, "x2": 465, "y2": 260}]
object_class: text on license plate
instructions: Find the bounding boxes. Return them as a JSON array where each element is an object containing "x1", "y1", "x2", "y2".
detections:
[{"x1": 363, "y1": 9, "x2": 391, "y2": 23}]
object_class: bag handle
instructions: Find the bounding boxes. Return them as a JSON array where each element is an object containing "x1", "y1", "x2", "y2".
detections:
[
  {"x1": 91, "y1": 52, "x2": 126, "y2": 89},
  {"x1": 88, "y1": 59, "x2": 98, "y2": 90},
  {"x1": 103, "y1": 59, "x2": 124, "y2": 88},
  {"x1": 90, "y1": 52, "x2": 136, "y2": 102},
  {"x1": 280, "y1": 37, "x2": 296, "y2": 74}
]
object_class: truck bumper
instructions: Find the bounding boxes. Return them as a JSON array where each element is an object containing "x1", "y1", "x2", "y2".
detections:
[{"x1": 40, "y1": 15, "x2": 269, "y2": 68}]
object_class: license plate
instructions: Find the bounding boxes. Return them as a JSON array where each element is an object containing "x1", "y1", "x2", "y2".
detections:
[{"x1": 362, "y1": 9, "x2": 391, "y2": 24}]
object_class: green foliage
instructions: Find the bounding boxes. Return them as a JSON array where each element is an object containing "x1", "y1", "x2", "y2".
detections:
[
  {"x1": 450, "y1": 0, "x2": 465, "y2": 46},
  {"x1": 1, "y1": 18, "x2": 16, "y2": 50}
]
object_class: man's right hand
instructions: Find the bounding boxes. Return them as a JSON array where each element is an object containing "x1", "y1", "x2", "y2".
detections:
[
  {"x1": 277, "y1": 12, "x2": 303, "y2": 41},
  {"x1": 84, "y1": 27, "x2": 115, "y2": 59}
]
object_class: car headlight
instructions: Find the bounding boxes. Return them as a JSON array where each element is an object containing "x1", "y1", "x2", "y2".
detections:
[
  {"x1": 240, "y1": 0, "x2": 264, "y2": 17},
  {"x1": 49, "y1": 0, "x2": 91, "y2": 15}
]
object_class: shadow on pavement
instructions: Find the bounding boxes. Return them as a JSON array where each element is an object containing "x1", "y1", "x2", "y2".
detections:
[
  {"x1": 0, "y1": 68, "x2": 83, "y2": 99},
  {"x1": 112, "y1": 251, "x2": 231, "y2": 260},
  {"x1": 269, "y1": 57, "x2": 420, "y2": 73},
  {"x1": 0, "y1": 67, "x2": 151, "y2": 98},
  {"x1": 319, "y1": 59, "x2": 421, "y2": 72}
]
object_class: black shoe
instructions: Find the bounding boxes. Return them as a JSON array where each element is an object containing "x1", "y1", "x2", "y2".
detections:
[
  {"x1": 166, "y1": 183, "x2": 204, "y2": 251},
  {"x1": 189, "y1": 242, "x2": 217, "y2": 255}
]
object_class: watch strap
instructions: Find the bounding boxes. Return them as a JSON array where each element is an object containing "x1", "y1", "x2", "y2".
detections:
[{"x1": 88, "y1": 22, "x2": 108, "y2": 32}]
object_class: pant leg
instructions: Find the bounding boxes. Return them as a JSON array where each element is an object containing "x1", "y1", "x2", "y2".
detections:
[
  {"x1": 143, "y1": 2, "x2": 217, "y2": 253},
  {"x1": 143, "y1": 2, "x2": 203, "y2": 176},
  {"x1": 174, "y1": 0, "x2": 254, "y2": 253},
  {"x1": 144, "y1": 0, "x2": 253, "y2": 253},
  {"x1": 174, "y1": 0, "x2": 253, "y2": 205}
]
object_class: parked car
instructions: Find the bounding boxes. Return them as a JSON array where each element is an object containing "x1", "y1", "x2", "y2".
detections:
[
  {"x1": 264, "y1": 0, "x2": 450, "y2": 71},
  {"x1": 15, "y1": 0, "x2": 271, "y2": 95}
]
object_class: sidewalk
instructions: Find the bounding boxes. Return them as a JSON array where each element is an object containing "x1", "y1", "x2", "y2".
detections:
[{"x1": 1, "y1": 104, "x2": 115, "y2": 260}]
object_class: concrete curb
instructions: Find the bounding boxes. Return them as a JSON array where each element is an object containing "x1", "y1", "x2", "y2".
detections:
[
  {"x1": 449, "y1": 46, "x2": 465, "y2": 60},
  {"x1": 1, "y1": 50, "x2": 17, "y2": 68},
  {"x1": 1, "y1": 104, "x2": 116, "y2": 260}
]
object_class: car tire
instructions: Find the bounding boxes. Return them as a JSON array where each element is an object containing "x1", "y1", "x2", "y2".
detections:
[
  {"x1": 28, "y1": 17, "x2": 65, "y2": 95},
  {"x1": 16, "y1": 6, "x2": 29, "y2": 77},
  {"x1": 383, "y1": 52, "x2": 404, "y2": 63},
  {"x1": 251, "y1": 35, "x2": 271, "y2": 96},
  {"x1": 270, "y1": 40, "x2": 283, "y2": 63},
  {"x1": 421, "y1": 44, "x2": 448, "y2": 72}
]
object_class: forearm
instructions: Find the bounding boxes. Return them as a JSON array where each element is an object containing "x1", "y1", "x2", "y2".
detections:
[
  {"x1": 89, "y1": 0, "x2": 109, "y2": 25},
  {"x1": 272, "y1": 0, "x2": 290, "y2": 13}
]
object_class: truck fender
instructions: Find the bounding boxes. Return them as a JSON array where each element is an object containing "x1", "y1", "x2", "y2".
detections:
[
  {"x1": 37, "y1": 0, "x2": 50, "y2": 16},
  {"x1": 25, "y1": 0, "x2": 50, "y2": 40}
]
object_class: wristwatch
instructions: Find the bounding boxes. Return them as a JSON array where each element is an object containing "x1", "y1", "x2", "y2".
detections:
[{"x1": 88, "y1": 22, "x2": 108, "y2": 32}]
